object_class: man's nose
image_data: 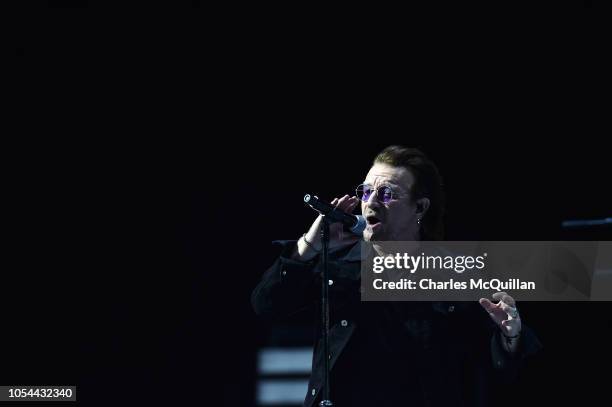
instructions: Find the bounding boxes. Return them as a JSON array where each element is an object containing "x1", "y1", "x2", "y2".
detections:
[{"x1": 365, "y1": 189, "x2": 382, "y2": 209}]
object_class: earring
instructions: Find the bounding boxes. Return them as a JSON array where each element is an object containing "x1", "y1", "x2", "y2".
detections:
[{"x1": 417, "y1": 218, "x2": 421, "y2": 225}]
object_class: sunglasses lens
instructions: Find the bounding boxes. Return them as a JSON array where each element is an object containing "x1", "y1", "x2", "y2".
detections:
[
  {"x1": 357, "y1": 185, "x2": 396, "y2": 203},
  {"x1": 380, "y1": 187, "x2": 393, "y2": 203},
  {"x1": 356, "y1": 185, "x2": 372, "y2": 202}
]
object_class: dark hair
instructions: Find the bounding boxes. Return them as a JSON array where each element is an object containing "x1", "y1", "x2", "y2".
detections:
[{"x1": 374, "y1": 146, "x2": 445, "y2": 240}]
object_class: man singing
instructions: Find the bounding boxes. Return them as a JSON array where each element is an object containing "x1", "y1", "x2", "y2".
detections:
[{"x1": 252, "y1": 146, "x2": 542, "y2": 406}]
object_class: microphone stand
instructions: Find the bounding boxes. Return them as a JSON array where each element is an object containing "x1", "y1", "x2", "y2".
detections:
[
  {"x1": 319, "y1": 215, "x2": 333, "y2": 407},
  {"x1": 303, "y1": 193, "x2": 364, "y2": 406}
]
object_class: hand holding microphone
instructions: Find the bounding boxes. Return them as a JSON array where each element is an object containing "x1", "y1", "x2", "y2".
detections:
[
  {"x1": 292, "y1": 194, "x2": 363, "y2": 261},
  {"x1": 303, "y1": 194, "x2": 366, "y2": 234}
]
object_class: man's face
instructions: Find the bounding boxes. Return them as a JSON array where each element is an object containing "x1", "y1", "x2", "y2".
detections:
[{"x1": 361, "y1": 163, "x2": 419, "y2": 242}]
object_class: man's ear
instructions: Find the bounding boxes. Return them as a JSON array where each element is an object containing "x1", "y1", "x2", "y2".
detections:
[{"x1": 415, "y1": 197, "x2": 430, "y2": 216}]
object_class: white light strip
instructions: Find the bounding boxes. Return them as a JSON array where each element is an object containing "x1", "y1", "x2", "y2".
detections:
[
  {"x1": 257, "y1": 379, "x2": 309, "y2": 405},
  {"x1": 257, "y1": 347, "x2": 313, "y2": 374}
]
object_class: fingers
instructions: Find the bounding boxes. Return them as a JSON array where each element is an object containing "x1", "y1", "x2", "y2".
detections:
[
  {"x1": 483, "y1": 293, "x2": 522, "y2": 336},
  {"x1": 480, "y1": 298, "x2": 500, "y2": 322},
  {"x1": 491, "y1": 292, "x2": 515, "y2": 305},
  {"x1": 334, "y1": 195, "x2": 359, "y2": 213},
  {"x1": 500, "y1": 303, "x2": 520, "y2": 319},
  {"x1": 326, "y1": 195, "x2": 360, "y2": 247},
  {"x1": 502, "y1": 294, "x2": 516, "y2": 307},
  {"x1": 491, "y1": 292, "x2": 518, "y2": 317},
  {"x1": 481, "y1": 293, "x2": 519, "y2": 317},
  {"x1": 491, "y1": 292, "x2": 516, "y2": 306},
  {"x1": 479, "y1": 298, "x2": 495, "y2": 312},
  {"x1": 335, "y1": 195, "x2": 349, "y2": 207},
  {"x1": 348, "y1": 196, "x2": 359, "y2": 212}
]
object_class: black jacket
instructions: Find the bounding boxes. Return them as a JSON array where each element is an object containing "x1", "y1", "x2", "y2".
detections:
[{"x1": 252, "y1": 241, "x2": 542, "y2": 407}]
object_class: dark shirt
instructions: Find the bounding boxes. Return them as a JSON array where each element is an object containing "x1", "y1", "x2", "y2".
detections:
[
  {"x1": 331, "y1": 302, "x2": 426, "y2": 406},
  {"x1": 252, "y1": 241, "x2": 542, "y2": 407}
]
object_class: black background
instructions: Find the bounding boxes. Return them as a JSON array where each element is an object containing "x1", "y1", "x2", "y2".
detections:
[{"x1": 9, "y1": 4, "x2": 610, "y2": 406}]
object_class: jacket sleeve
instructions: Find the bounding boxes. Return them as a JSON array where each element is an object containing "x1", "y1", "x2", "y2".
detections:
[
  {"x1": 463, "y1": 302, "x2": 543, "y2": 387},
  {"x1": 489, "y1": 322, "x2": 543, "y2": 384},
  {"x1": 251, "y1": 240, "x2": 321, "y2": 320}
]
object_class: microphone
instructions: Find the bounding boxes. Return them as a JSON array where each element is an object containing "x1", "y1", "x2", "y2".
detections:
[{"x1": 303, "y1": 194, "x2": 366, "y2": 235}]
